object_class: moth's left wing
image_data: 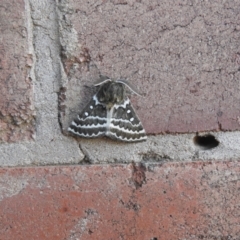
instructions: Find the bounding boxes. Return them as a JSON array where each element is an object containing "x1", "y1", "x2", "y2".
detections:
[
  {"x1": 68, "y1": 95, "x2": 107, "y2": 138},
  {"x1": 107, "y1": 98, "x2": 147, "y2": 142}
]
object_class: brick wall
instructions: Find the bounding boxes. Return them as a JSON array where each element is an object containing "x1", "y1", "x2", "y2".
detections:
[{"x1": 0, "y1": 0, "x2": 240, "y2": 239}]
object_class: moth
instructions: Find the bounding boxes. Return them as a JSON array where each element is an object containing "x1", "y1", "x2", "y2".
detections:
[{"x1": 68, "y1": 77, "x2": 147, "y2": 142}]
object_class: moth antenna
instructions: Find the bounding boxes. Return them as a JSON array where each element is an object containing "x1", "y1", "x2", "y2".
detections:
[
  {"x1": 83, "y1": 84, "x2": 94, "y2": 89},
  {"x1": 116, "y1": 79, "x2": 142, "y2": 97},
  {"x1": 94, "y1": 75, "x2": 112, "y2": 87}
]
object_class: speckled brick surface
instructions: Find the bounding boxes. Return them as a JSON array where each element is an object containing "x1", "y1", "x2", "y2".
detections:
[
  {"x1": 58, "y1": 0, "x2": 240, "y2": 135},
  {"x1": 0, "y1": 162, "x2": 239, "y2": 239},
  {"x1": 0, "y1": 0, "x2": 35, "y2": 142}
]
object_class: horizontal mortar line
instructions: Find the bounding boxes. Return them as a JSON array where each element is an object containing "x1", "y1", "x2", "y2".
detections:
[{"x1": 0, "y1": 160, "x2": 235, "y2": 169}]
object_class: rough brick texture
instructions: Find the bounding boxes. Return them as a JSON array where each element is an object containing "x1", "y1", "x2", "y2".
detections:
[
  {"x1": 58, "y1": 0, "x2": 240, "y2": 135},
  {"x1": 0, "y1": 0, "x2": 34, "y2": 142},
  {"x1": 0, "y1": 162, "x2": 239, "y2": 239}
]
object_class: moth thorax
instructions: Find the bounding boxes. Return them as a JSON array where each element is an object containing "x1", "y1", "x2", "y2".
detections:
[{"x1": 97, "y1": 82, "x2": 125, "y2": 109}]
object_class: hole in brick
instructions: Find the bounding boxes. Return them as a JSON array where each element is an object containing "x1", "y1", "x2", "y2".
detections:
[
  {"x1": 193, "y1": 134, "x2": 219, "y2": 150},
  {"x1": 150, "y1": 238, "x2": 158, "y2": 240}
]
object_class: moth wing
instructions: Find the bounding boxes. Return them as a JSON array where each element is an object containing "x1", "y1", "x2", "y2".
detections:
[
  {"x1": 108, "y1": 98, "x2": 147, "y2": 142},
  {"x1": 68, "y1": 96, "x2": 107, "y2": 138}
]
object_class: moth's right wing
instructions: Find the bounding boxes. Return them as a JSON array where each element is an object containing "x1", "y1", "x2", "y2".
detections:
[
  {"x1": 68, "y1": 95, "x2": 107, "y2": 138},
  {"x1": 108, "y1": 98, "x2": 147, "y2": 142}
]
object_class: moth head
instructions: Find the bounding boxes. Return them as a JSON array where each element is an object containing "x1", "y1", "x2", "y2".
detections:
[
  {"x1": 94, "y1": 76, "x2": 141, "y2": 97},
  {"x1": 97, "y1": 81, "x2": 125, "y2": 108}
]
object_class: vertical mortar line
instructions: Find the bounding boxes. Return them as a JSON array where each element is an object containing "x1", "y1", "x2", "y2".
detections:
[
  {"x1": 24, "y1": 0, "x2": 46, "y2": 138},
  {"x1": 24, "y1": 0, "x2": 37, "y2": 128},
  {"x1": 54, "y1": 0, "x2": 67, "y2": 133},
  {"x1": 27, "y1": 0, "x2": 63, "y2": 136}
]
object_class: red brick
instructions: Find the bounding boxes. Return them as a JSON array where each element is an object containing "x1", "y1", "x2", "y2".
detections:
[
  {"x1": 0, "y1": 0, "x2": 34, "y2": 142},
  {"x1": 59, "y1": 1, "x2": 240, "y2": 135},
  {"x1": 0, "y1": 162, "x2": 239, "y2": 239}
]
